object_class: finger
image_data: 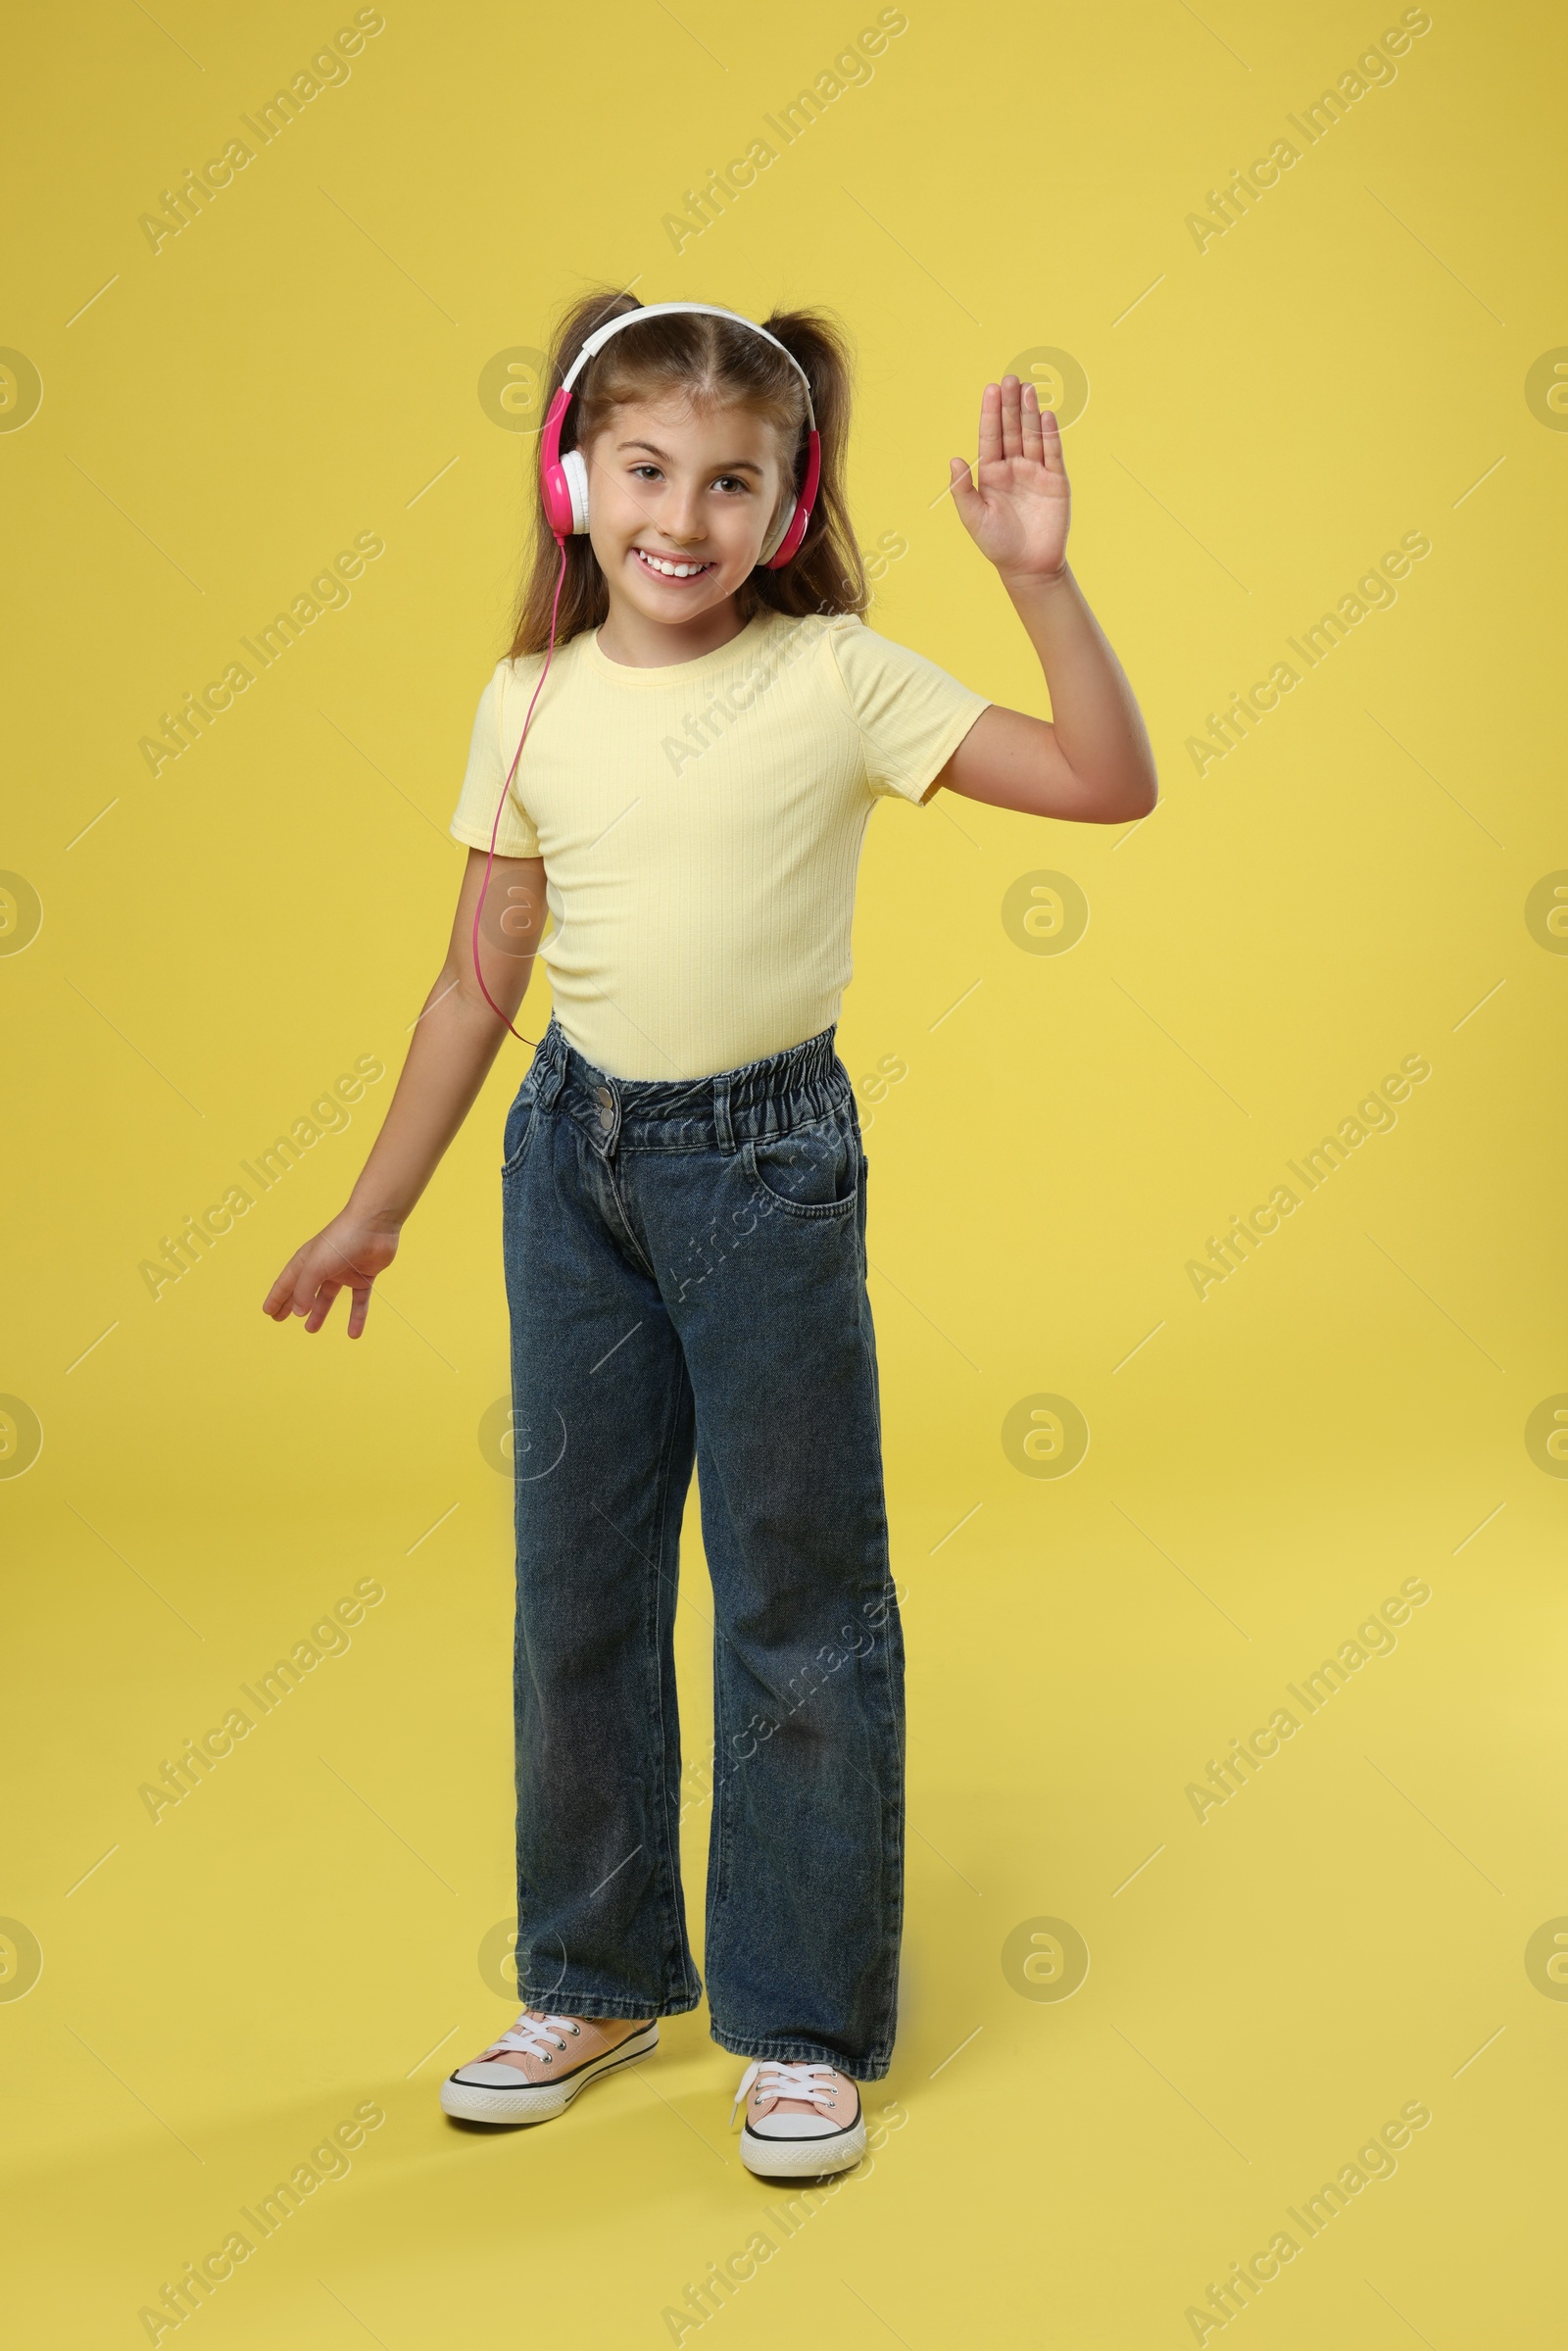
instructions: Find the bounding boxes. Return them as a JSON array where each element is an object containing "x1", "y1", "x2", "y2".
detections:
[
  {"x1": 947, "y1": 453, "x2": 977, "y2": 505},
  {"x1": 262, "y1": 1259, "x2": 303, "y2": 1317},
  {"x1": 346, "y1": 1281, "x2": 373, "y2": 1340},
  {"x1": 976, "y1": 381, "x2": 1004, "y2": 468},
  {"x1": 303, "y1": 1279, "x2": 340, "y2": 1335},
  {"x1": 289, "y1": 1265, "x2": 328, "y2": 1320},
  {"x1": 999, "y1": 373, "x2": 1022, "y2": 462},
  {"x1": 1038, "y1": 402, "x2": 1067, "y2": 476},
  {"x1": 1020, "y1": 379, "x2": 1045, "y2": 463}
]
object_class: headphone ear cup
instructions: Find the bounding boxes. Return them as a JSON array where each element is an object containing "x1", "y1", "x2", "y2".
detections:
[
  {"x1": 560, "y1": 448, "x2": 590, "y2": 533},
  {"x1": 539, "y1": 387, "x2": 578, "y2": 540},
  {"x1": 763, "y1": 429, "x2": 821, "y2": 570},
  {"x1": 758, "y1": 497, "x2": 794, "y2": 567}
]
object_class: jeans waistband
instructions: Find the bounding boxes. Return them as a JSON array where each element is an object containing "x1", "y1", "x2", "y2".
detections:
[{"x1": 526, "y1": 1014, "x2": 850, "y2": 1153}]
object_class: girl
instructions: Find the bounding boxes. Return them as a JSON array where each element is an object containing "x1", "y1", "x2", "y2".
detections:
[{"x1": 264, "y1": 291, "x2": 1156, "y2": 2179}]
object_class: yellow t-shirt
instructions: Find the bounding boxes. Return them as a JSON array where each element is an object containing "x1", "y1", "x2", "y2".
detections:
[{"x1": 448, "y1": 607, "x2": 990, "y2": 1080}]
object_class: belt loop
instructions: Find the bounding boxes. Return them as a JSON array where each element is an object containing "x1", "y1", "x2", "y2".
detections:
[
  {"x1": 712, "y1": 1071, "x2": 735, "y2": 1153},
  {"x1": 534, "y1": 1022, "x2": 566, "y2": 1108}
]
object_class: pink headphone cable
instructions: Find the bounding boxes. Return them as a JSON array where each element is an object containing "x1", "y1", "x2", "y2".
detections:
[{"x1": 469, "y1": 534, "x2": 568, "y2": 1047}]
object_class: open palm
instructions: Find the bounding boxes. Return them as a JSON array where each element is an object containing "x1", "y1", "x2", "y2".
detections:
[{"x1": 949, "y1": 376, "x2": 1071, "y2": 581}]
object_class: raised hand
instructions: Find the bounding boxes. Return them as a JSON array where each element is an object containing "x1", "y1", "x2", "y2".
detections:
[{"x1": 948, "y1": 375, "x2": 1070, "y2": 584}]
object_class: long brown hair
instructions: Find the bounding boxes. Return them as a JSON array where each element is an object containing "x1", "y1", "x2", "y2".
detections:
[{"x1": 507, "y1": 288, "x2": 868, "y2": 659}]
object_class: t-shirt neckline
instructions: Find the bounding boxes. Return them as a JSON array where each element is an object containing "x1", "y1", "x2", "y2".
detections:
[{"x1": 582, "y1": 609, "x2": 774, "y2": 688}]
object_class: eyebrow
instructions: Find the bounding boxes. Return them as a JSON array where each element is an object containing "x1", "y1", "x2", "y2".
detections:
[{"x1": 614, "y1": 438, "x2": 764, "y2": 476}]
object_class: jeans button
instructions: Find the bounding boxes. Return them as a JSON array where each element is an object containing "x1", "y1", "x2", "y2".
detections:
[{"x1": 594, "y1": 1085, "x2": 614, "y2": 1132}]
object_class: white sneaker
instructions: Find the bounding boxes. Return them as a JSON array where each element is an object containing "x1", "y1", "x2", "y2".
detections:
[
  {"x1": 730, "y1": 2059, "x2": 867, "y2": 2178},
  {"x1": 440, "y1": 2009, "x2": 658, "y2": 2126}
]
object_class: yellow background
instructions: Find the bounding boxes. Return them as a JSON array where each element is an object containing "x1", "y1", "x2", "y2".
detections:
[{"x1": 4, "y1": 0, "x2": 1565, "y2": 2342}]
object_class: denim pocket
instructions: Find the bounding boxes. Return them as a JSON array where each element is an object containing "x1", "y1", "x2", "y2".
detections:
[
  {"x1": 741, "y1": 1102, "x2": 860, "y2": 1220},
  {"x1": 501, "y1": 1086, "x2": 540, "y2": 1179}
]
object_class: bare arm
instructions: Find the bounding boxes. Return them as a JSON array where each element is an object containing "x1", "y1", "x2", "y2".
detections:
[
  {"x1": 263, "y1": 848, "x2": 548, "y2": 1337},
  {"x1": 927, "y1": 375, "x2": 1158, "y2": 825}
]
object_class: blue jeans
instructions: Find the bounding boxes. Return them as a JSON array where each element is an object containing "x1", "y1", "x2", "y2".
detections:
[{"x1": 500, "y1": 1013, "x2": 906, "y2": 2082}]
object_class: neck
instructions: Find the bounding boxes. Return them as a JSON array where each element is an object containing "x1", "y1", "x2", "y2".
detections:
[{"x1": 595, "y1": 587, "x2": 752, "y2": 669}]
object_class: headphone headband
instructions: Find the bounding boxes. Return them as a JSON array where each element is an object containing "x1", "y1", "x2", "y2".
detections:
[{"x1": 559, "y1": 301, "x2": 817, "y2": 430}]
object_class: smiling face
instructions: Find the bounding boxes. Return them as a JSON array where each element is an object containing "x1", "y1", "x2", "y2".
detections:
[{"x1": 580, "y1": 392, "x2": 791, "y2": 629}]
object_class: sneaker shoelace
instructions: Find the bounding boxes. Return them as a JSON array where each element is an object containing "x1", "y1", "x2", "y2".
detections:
[
  {"x1": 730, "y1": 2059, "x2": 841, "y2": 2128},
  {"x1": 483, "y1": 2009, "x2": 582, "y2": 2065}
]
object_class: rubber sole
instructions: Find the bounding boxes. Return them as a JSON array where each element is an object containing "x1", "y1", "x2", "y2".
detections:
[
  {"x1": 739, "y1": 2112, "x2": 867, "y2": 2179},
  {"x1": 439, "y1": 2021, "x2": 660, "y2": 2126}
]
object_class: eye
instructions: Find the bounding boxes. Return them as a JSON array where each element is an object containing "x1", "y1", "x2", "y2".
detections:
[
  {"x1": 629, "y1": 463, "x2": 662, "y2": 481},
  {"x1": 713, "y1": 475, "x2": 752, "y2": 496}
]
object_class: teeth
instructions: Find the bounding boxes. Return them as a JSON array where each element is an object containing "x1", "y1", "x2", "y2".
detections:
[{"x1": 635, "y1": 549, "x2": 710, "y2": 578}]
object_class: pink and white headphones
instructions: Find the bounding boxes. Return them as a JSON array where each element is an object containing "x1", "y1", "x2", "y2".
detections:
[
  {"x1": 474, "y1": 301, "x2": 820, "y2": 1044},
  {"x1": 539, "y1": 300, "x2": 822, "y2": 566}
]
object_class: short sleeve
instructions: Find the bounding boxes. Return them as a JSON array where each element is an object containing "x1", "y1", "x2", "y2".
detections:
[
  {"x1": 826, "y1": 618, "x2": 991, "y2": 807},
  {"x1": 449, "y1": 661, "x2": 542, "y2": 858}
]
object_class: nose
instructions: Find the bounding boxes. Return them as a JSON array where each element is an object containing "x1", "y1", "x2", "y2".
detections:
[{"x1": 658, "y1": 476, "x2": 707, "y2": 547}]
